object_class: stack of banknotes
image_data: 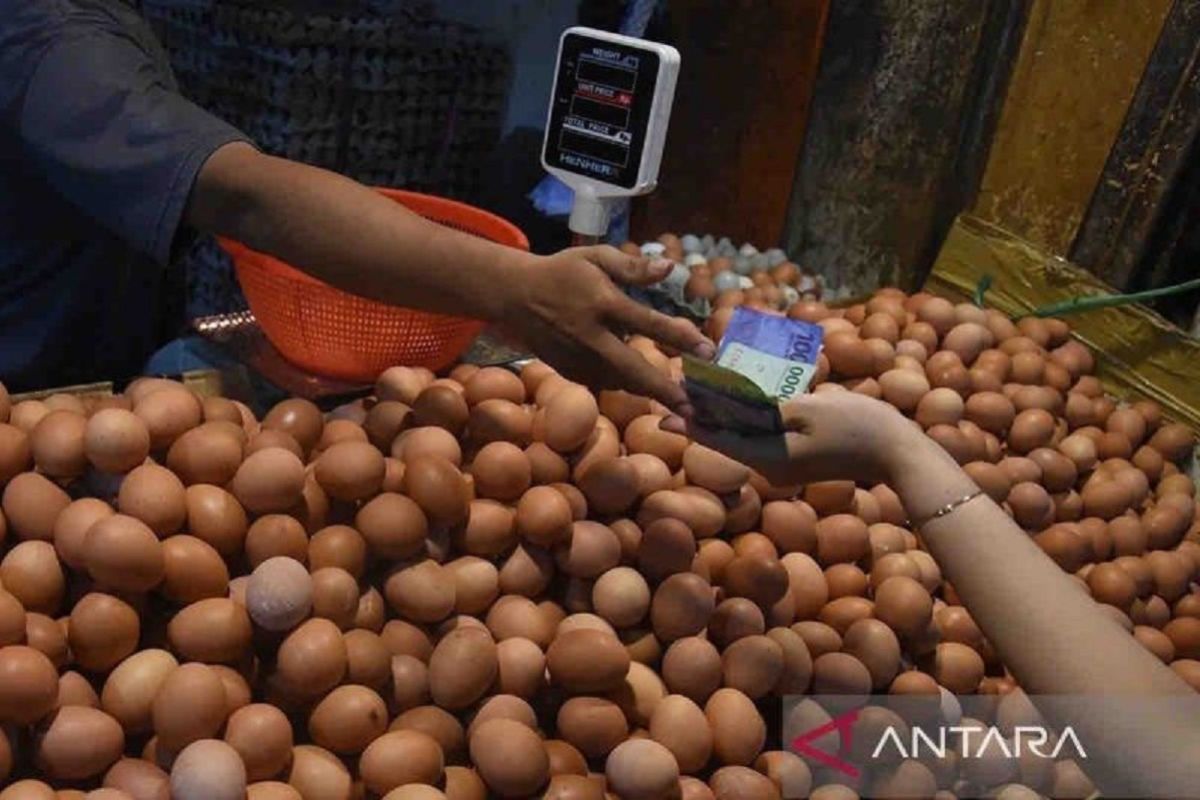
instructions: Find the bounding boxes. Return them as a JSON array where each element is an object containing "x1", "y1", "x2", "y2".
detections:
[{"x1": 684, "y1": 307, "x2": 824, "y2": 434}]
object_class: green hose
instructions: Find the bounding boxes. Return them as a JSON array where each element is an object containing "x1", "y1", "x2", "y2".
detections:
[{"x1": 972, "y1": 275, "x2": 1200, "y2": 319}]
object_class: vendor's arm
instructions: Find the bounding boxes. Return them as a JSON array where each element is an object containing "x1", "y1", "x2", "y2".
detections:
[
  {"x1": 677, "y1": 393, "x2": 1199, "y2": 796},
  {"x1": 186, "y1": 143, "x2": 712, "y2": 409},
  {"x1": 6, "y1": 10, "x2": 709, "y2": 410}
]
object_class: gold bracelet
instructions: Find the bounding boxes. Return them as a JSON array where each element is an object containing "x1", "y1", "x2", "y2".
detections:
[{"x1": 915, "y1": 489, "x2": 985, "y2": 529}]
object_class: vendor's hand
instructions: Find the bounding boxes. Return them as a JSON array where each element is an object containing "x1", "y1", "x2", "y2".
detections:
[
  {"x1": 501, "y1": 246, "x2": 714, "y2": 414},
  {"x1": 663, "y1": 392, "x2": 919, "y2": 486}
]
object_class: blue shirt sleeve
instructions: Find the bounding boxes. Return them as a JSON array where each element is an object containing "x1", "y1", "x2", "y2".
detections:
[{"x1": 15, "y1": 27, "x2": 249, "y2": 267}]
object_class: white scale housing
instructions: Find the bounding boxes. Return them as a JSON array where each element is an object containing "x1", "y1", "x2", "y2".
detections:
[{"x1": 541, "y1": 26, "x2": 681, "y2": 238}]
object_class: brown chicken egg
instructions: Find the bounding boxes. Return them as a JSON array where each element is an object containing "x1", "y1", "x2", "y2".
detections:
[
  {"x1": 557, "y1": 521, "x2": 621, "y2": 579},
  {"x1": 1149, "y1": 423, "x2": 1196, "y2": 463},
  {"x1": 165, "y1": 423, "x2": 244, "y2": 486},
  {"x1": 914, "y1": 388, "x2": 963, "y2": 429},
  {"x1": 127, "y1": 389, "x2": 200, "y2": 459},
  {"x1": 307, "y1": 685, "x2": 388, "y2": 755},
  {"x1": 814, "y1": 515, "x2": 868, "y2": 567},
  {"x1": 0, "y1": 644, "x2": 59, "y2": 725},
  {"x1": 9, "y1": 400, "x2": 51, "y2": 435},
  {"x1": 184, "y1": 485, "x2": 248, "y2": 558},
  {"x1": 403, "y1": 456, "x2": 470, "y2": 528},
  {"x1": 469, "y1": 718, "x2": 548, "y2": 797},
  {"x1": 103, "y1": 758, "x2": 172, "y2": 799},
  {"x1": 623, "y1": 416, "x2": 687, "y2": 472},
  {"x1": 100, "y1": 648, "x2": 178, "y2": 734},
  {"x1": 117, "y1": 463, "x2": 187, "y2": 537},
  {"x1": 877, "y1": 369, "x2": 929, "y2": 414},
  {"x1": 1007, "y1": 409, "x2": 1055, "y2": 454},
  {"x1": 3, "y1": 472, "x2": 71, "y2": 542},
  {"x1": 354, "y1": 492, "x2": 428, "y2": 561},
  {"x1": 150, "y1": 662, "x2": 227, "y2": 752},
  {"x1": 35, "y1": 706, "x2": 125, "y2": 781},
  {"x1": 246, "y1": 429, "x2": 304, "y2": 460},
  {"x1": 230, "y1": 448, "x2": 306, "y2": 515},
  {"x1": 515, "y1": 485, "x2": 573, "y2": 548},
  {"x1": 68, "y1": 592, "x2": 140, "y2": 673},
  {"x1": 313, "y1": 440, "x2": 385, "y2": 502},
  {"x1": 275, "y1": 619, "x2": 347, "y2": 699},
  {"x1": 469, "y1": 442, "x2": 531, "y2": 503},
  {"x1": 823, "y1": 333, "x2": 874, "y2": 379},
  {"x1": 29, "y1": 411, "x2": 88, "y2": 478},
  {"x1": 0, "y1": 423, "x2": 32, "y2": 489},
  {"x1": 385, "y1": 560, "x2": 455, "y2": 624},
  {"x1": 168, "y1": 597, "x2": 252, "y2": 664},
  {"x1": 258, "y1": 399, "x2": 322, "y2": 455},
  {"x1": 317, "y1": 419, "x2": 370, "y2": 449},
  {"x1": 463, "y1": 367, "x2": 526, "y2": 407},
  {"x1": 362, "y1": 401, "x2": 413, "y2": 452},
  {"x1": 84, "y1": 514, "x2": 164, "y2": 594}
]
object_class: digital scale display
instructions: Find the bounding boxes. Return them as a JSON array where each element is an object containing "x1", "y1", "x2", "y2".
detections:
[{"x1": 543, "y1": 32, "x2": 660, "y2": 190}]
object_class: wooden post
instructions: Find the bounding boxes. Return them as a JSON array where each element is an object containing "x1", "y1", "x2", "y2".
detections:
[{"x1": 630, "y1": 0, "x2": 830, "y2": 247}]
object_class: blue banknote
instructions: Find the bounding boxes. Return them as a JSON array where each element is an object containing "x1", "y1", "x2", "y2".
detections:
[{"x1": 684, "y1": 307, "x2": 824, "y2": 434}]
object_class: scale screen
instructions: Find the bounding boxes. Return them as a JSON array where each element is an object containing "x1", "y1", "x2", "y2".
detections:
[{"x1": 543, "y1": 31, "x2": 661, "y2": 190}]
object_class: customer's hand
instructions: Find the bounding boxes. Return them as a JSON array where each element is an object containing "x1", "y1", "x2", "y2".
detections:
[
  {"x1": 665, "y1": 391, "x2": 919, "y2": 486},
  {"x1": 500, "y1": 246, "x2": 714, "y2": 414}
]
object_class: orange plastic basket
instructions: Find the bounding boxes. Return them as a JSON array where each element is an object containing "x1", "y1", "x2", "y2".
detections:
[{"x1": 218, "y1": 189, "x2": 529, "y2": 382}]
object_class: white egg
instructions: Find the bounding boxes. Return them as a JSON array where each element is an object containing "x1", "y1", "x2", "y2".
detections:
[
  {"x1": 939, "y1": 686, "x2": 963, "y2": 724},
  {"x1": 713, "y1": 271, "x2": 742, "y2": 292},
  {"x1": 766, "y1": 248, "x2": 788, "y2": 267},
  {"x1": 661, "y1": 264, "x2": 691, "y2": 289},
  {"x1": 246, "y1": 556, "x2": 313, "y2": 631}
]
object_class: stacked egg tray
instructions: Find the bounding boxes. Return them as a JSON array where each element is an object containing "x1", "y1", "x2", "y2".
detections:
[
  {"x1": 143, "y1": 0, "x2": 511, "y2": 195},
  {"x1": 622, "y1": 233, "x2": 835, "y2": 324},
  {"x1": 141, "y1": 0, "x2": 511, "y2": 318}
]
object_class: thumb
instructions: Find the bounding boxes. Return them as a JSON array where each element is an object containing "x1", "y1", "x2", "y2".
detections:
[
  {"x1": 684, "y1": 420, "x2": 792, "y2": 470},
  {"x1": 691, "y1": 424, "x2": 800, "y2": 486},
  {"x1": 779, "y1": 395, "x2": 823, "y2": 435},
  {"x1": 583, "y1": 245, "x2": 673, "y2": 286}
]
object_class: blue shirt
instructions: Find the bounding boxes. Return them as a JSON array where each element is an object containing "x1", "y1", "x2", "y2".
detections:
[{"x1": 0, "y1": 0, "x2": 248, "y2": 391}]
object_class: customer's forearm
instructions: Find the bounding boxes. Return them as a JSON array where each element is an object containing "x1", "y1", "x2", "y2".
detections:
[
  {"x1": 189, "y1": 143, "x2": 530, "y2": 320},
  {"x1": 885, "y1": 435, "x2": 1197, "y2": 795}
]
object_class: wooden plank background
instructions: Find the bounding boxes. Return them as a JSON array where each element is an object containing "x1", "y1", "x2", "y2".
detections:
[
  {"x1": 1070, "y1": 0, "x2": 1200, "y2": 292},
  {"x1": 973, "y1": 0, "x2": 1173, "y2": 255},
  {"x1": 782, "y1": 0, "x2": 1027, "y2": 293},
  {"x1": 630, "y1": 0, "x2": 830, "y2": 247}
]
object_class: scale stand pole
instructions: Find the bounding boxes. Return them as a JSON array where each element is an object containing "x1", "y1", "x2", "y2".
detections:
[
  {"x1": 572, "y1": 232, "x2": 603, "y2": 247},
  {"x1": 569, "y1": 187, "x2": 616, "y2": 248}
]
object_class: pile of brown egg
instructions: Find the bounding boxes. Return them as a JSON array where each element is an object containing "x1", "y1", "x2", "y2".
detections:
[{"x1": 0, "y1": 283, "x2": 1195, "y2": 800}]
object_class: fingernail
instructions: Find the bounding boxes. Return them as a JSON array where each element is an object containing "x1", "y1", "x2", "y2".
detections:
[
  {"x1": 693, "y1": 340, "x2": 716, "y2": 360},
  {"x1": 659, "y1": 415, "x2": 688, "y2": 435},
  {"x1": 650, "y1": 258, "x2": 674, "y2": 276}
]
